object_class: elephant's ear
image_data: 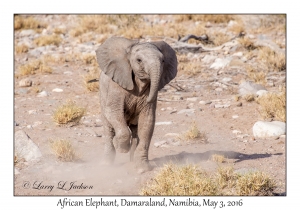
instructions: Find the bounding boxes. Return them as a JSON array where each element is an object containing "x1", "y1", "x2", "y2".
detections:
[
  {"x1": 151, "y1": 41, "x2": 178, "y2": 90},
  {"x1": 96, "y1": 37, "x2": 138, "y2": 90}
]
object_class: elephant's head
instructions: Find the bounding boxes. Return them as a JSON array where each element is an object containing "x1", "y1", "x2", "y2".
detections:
[{"x1": 96, "y1": 37, "x2": 177, "y2": 103}]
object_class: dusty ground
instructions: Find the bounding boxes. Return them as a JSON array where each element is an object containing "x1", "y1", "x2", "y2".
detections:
[{"x1": 14, "y1": 14, "x2": 286, "y2": 195}]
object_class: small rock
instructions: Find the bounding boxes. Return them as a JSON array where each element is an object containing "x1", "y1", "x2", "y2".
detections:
[
  {"x1": 232, "y1": 52, "x2": 243, "y2": 57},
  {"x1": 169, "y1": 110, "x2": 177, "y2": 114},
  {"x1": 214, "y1": 104, "x2": 224, "y2": 108},
  {"x1": 52, "y1": 88, "x2": 63, "y2": 92},
  {"x1": 186, "y1": 97, "x2": 198, "y2": 102},
  {"x1": 161, "y1": 108, "x2": 166, "y2": 111},
  {"x1": 27, "y1": 125, "x2": 33, "y2": 129},
  {"x1": 210, "y1": 58, "x2": 232, "y2": 70},
  {"x1": 209, "y1": 103, "x2": 215, "y2": 108},
  {"x1": 232, "y1": 130, "x2": 242, "y2": 135},
  {"x1": 155, "y1": 122, "x2": 172, "y2": 125},
  {"x1": 199, "y1": 108, "x2": 203, "y2": 111},
  {"x1": 15, "y1": 121, "x2": 19, "y2": 126},
  {"x1": 232, "y1": 115, "x2": 239, "y2": 119},
  {"x1": 164, "y1": 133, "x2": 180, "y2": 137},
  {"x1": 64, "y1": 71, "x2": 73, "y2": 75},
  {"x1": 15, "y1": 130, "x2": 42, "y2": 162},
  {"x1": 222, "y1": 77, "x2": 232, "y2": 83},
  {"x1": 199, "y1": 100, "x2": 212, "y2": 105},
  {"x1": 19, "y1": 78, "x2": 32, "y2": 87},
  {"x1": 256, "y1": 90, "x2": 268, "y2": 97},
  {"x1": 19, "y1": 29, "x2": 35, "y2": 37},
  {"x1": 172, "y1": 95, "x2": 183, "y2": 100},
  {"x1": 239, "y1": 80, "x2": 266, "y2": 96},
  {"x1": 154, "y1": 140, "x2": 167, "y2": 147},
  {"x1": 28, "y1": 110, "x2": 37, "y2": 115},
  {"x1": 166, "y1": 107, "x2": 173, "y2": 111},
  {"x1": 253, "y1": 121, "x2": 286, "y2": 139},
  {"x1": 177, "y1": 109, "x2": 195, "y2": 114},
  {"x1": 37, "y1": 91, "x2": 48, "y2": 97},
  {"x1": 236, "y1": 102, "x2": 243, "y2": 107},
  {"x1": 15, "y1": 168, "x2": 20, "y2": 175},
  {"x1": 187, "y1": 103, "x2": 194, "y2": 108}
]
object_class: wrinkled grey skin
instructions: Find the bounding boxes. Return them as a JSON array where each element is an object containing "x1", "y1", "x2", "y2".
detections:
[{"x1": 96, "y1": 37, "x2": 177, "y2": 173}]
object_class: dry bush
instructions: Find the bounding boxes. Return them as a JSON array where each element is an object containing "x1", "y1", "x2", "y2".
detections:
[
  {"x1": 15, "y1": 44, "x2": 29, "y2": 54},
  {"x1": 236, "y1": 171, "x2": 276, "y2": 195},
  {"x1": 238, "y1": 37, "x2": 256, "y2": 51},
  {"x1": 175, "y1": 14, "x2": 236, "y2": 23},
  {"x1": 242, "y1": 94, "x2": 255, "y2": 102},
  {"x1": 256, "y1": 91, "x2": 286, "y2": 122},
  {"x1": 52, "y1": 100, "x2": 85, "y2": 125},
  {"x1": 81, "y1": 53, "x2": 97, "y2": 66},
  {"x1": 180, "y1": 122, "x2": 207, "y2": 142},
  {"x1": 212, "y1": 154, "x2": 225, "y2": 163},
  {"x1": 258, "y1": 47, "x2": 286, "y2": 72},
  {"x1": 14, "y1": 15, "x2": 47, "y2": 31},
  {"x1": 228, "y1": 19, "x2": 245, "y2": 35},
  {"x1": 252, "y1": 15, "x2": 286, "y2": 34},
  {"x1": 140, "y1": 164, "x2": 276, "y2": 196},
  {"x1": 246, "y1": 66, "x2": 266, "y2": 85},
  {"x1": 53, "y1": 27, "x2": 66, "y2": 34},
  {"x1": 50, "y1": 139, "x2": 78, "y2": 162},
  {"x1": 140, "y1": 164, "x2": 218, "y2": 196},
  {"x1": 83, "y1": 67, "x2": 100, "y2": 92},
  {"x1": 19, "y1": 60, "x2": 52, "y2": 76},
  {"x1": 208, "y1": 31, "x2": 231, "y2": 46},
  {"x1": 34, "y1": 34, "x2": 62, "y2": 46},
  {"x1": 178, "y1": 61, "x2": 202, "y2": 76}
]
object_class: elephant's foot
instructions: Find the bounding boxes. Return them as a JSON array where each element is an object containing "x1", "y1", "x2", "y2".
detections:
[
  {"x1": 116, "y1": 141, "x2": 131, "y2": 153},
  {"x1": 135, "y1": 160, "x2": 152, "y2": 174}
]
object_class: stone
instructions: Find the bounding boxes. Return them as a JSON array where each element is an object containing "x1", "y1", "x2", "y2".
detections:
[
  {"x1": 52, "y1": 88, "x2": 63, "y2": 92},
  {"x1": 186, "y1": 97, "x2": 198, "y2": 102},
  {"x1": 172, "y1": 95, "x2": 183, "y2": 100},
  {"x1": 19, "y1": 29, "x2": 36, "y2": 37},
  {"x1": 202, "y1": 55, "x2": 217, "y2": 64},
  {"x1": 210, "y1": 58, "x2": 232, "y2": 70},
  {"x1": 232, "y1": 52, "x2": 243, "y2": 57},
  {"x1": 187, "y1": 103, "x2": 194, "y2": 108},
  {"x1": 236, "y1": 102, "x2": 243, "y2": 107},
  {"x1": 177, "y1": 109, "x2": 195, "y2": 114},
  {"x1": 15, "y1": 130, "x2": 42, "y2": 162},
  {"x1": 154, "y1": 140, "x2": 167, "y2": 147},
  {"x1": 222, "y1": 77, "x2": 232, "y2": 83},
  {"x1": 19, "y1": 78, "x2": 32, "y2": 87},
  {"x1": 15, "y1": 88, "x2": 29, "y2": 95},
  {"x1": 253, "y1": 121, "x2": 286, "y2": 139},
  {"x1": 164, "y1": 133, "x2": 180, "y2": 137},
  {"x1": 155, "y1": 122, "x2": 172, "y2": 125},
  {"x1": 161, "y1": 108, "x2": 166, "y2": 111},
  {"x1": 232, "y1": 130, "x2": 242, "y2": 135},
  {"x1": 199, "y1": 100, "x2": 211, "y2": 105},
  {"x1": 64, "y1": 71, "x2": 73, "y2": 75},
  {"x1": 37, "y1": 91, "x2": 48, "y2": 97},
  {"x1": 28, "y1": 110, "x2": 37, "y2": 115},
  {"x1": 256, "y1": 90, "x2": 268, "y2": 97},
  {"x1": 232, "y1": 115, "x2": 239, "y2": 119},
  {"x1": 239, "y1": 80, "x2": 266, "y2": 96}
]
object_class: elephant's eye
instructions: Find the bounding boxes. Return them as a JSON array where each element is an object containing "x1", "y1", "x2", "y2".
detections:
[{"x1": 137, "y1": 58, "x2": 142, "y2": 63}]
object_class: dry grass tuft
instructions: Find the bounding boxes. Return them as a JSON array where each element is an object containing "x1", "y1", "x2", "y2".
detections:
[
  {"x1": 258, "y1": 47, "x2": 286, "y2": 72},
  {"x1": 208, "y1": 31, "x2": 231, "y2": 46},
  {"x1": 83, "y1": 67, "x2": 101, "y2": 92},
  {"x1": 53, "y1": 27, "x2": 66, "y2": 34},
  {"x1": 246, "y1": 66, "x2": 266, "y2": 85},
  {"x1": 19, "y1": 60, "x2": 53, "y2": 76},
  {"x1": 238, "y1": 37, "x2": 256, "y2": 51},
  {"x1": 212, "y1": 154, "x2": 226, "y2": 163},
  {"x1": 52, "y1": 100, "x2": 85, "y2": 125},
  {"x1": 236, "y1": 171, "x2": 276, "y2": 195},
  {"x1": 180, "y1": 122, "x2": 207, "y2": 143},
  {"x1": 175, "y1": 14, "x2": 236, "y2": 23},
  {"x1": 50, "y1": 139, "x2": 78, "y2": 162},
  {"x1": 228, "y1": 19, "x2": 245, "y2": 35},
  {"x1": 141, "y1": 164, "x2": 276, "y2": 196},
  {"x1": 81, "y1": 53, "x2": 97, "y2": 66},
  {"x1": 140, "y1": 164, "x2": 217, "y2": 196},
  {"x1": 14, "y1": 15, "x2": 47, "y2": 31},
  {"x1": 15, "y1": 44, "x2": 29, "y2": 54},
  {"x1": 34, "y1": 34, "x2": 62, "y2": 46},
  {"x1": 256, "y1": 91, "x2": 286, "y2": 122},
  {"x1": 242, "y1": 94, "x2": 255, "y2": 102}
]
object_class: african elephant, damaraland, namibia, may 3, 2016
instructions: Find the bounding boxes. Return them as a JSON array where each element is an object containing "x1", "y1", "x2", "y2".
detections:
[{"x1": 95, "y1": 36, "x2": 178, "y2": 173}]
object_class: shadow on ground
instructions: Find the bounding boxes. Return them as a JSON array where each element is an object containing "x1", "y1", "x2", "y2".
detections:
[{"x1": 151, "y1": 150, "x2": 283, "y2": 166}]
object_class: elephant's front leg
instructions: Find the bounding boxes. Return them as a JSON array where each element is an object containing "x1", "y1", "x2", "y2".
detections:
[
  {"x1": 105, "y1": 106, "x2": 131, "y2": 154},
  {"x1": 101, "y1": 116, "x2": 116, "y2": 165},
  {"x1": 134, "y1": 104, "x2": 156, "y2": 173}
]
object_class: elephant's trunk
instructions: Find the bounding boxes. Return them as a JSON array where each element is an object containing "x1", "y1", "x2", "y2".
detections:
[{"x1": 147, "y1": 64, "x2": 162, "y2": 103}]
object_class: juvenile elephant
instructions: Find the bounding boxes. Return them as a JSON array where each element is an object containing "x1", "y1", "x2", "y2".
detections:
[{"x1": 96, "y1": 37, "x2": 177, "y2": 173}]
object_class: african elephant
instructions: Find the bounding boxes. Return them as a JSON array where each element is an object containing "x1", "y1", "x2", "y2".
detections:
[{"x1": 96, "y1": 37, "x2": 177, "y2": 173}]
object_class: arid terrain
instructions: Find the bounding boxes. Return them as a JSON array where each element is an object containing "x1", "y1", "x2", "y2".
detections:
[{"x1": 14, "y1": 14, "x2": 286, "y2": 196}]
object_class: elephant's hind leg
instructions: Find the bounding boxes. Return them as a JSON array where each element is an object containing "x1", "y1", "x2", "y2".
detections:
[{"x1": 129, "y1": 125, "x2": 139, "y2": 162}]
